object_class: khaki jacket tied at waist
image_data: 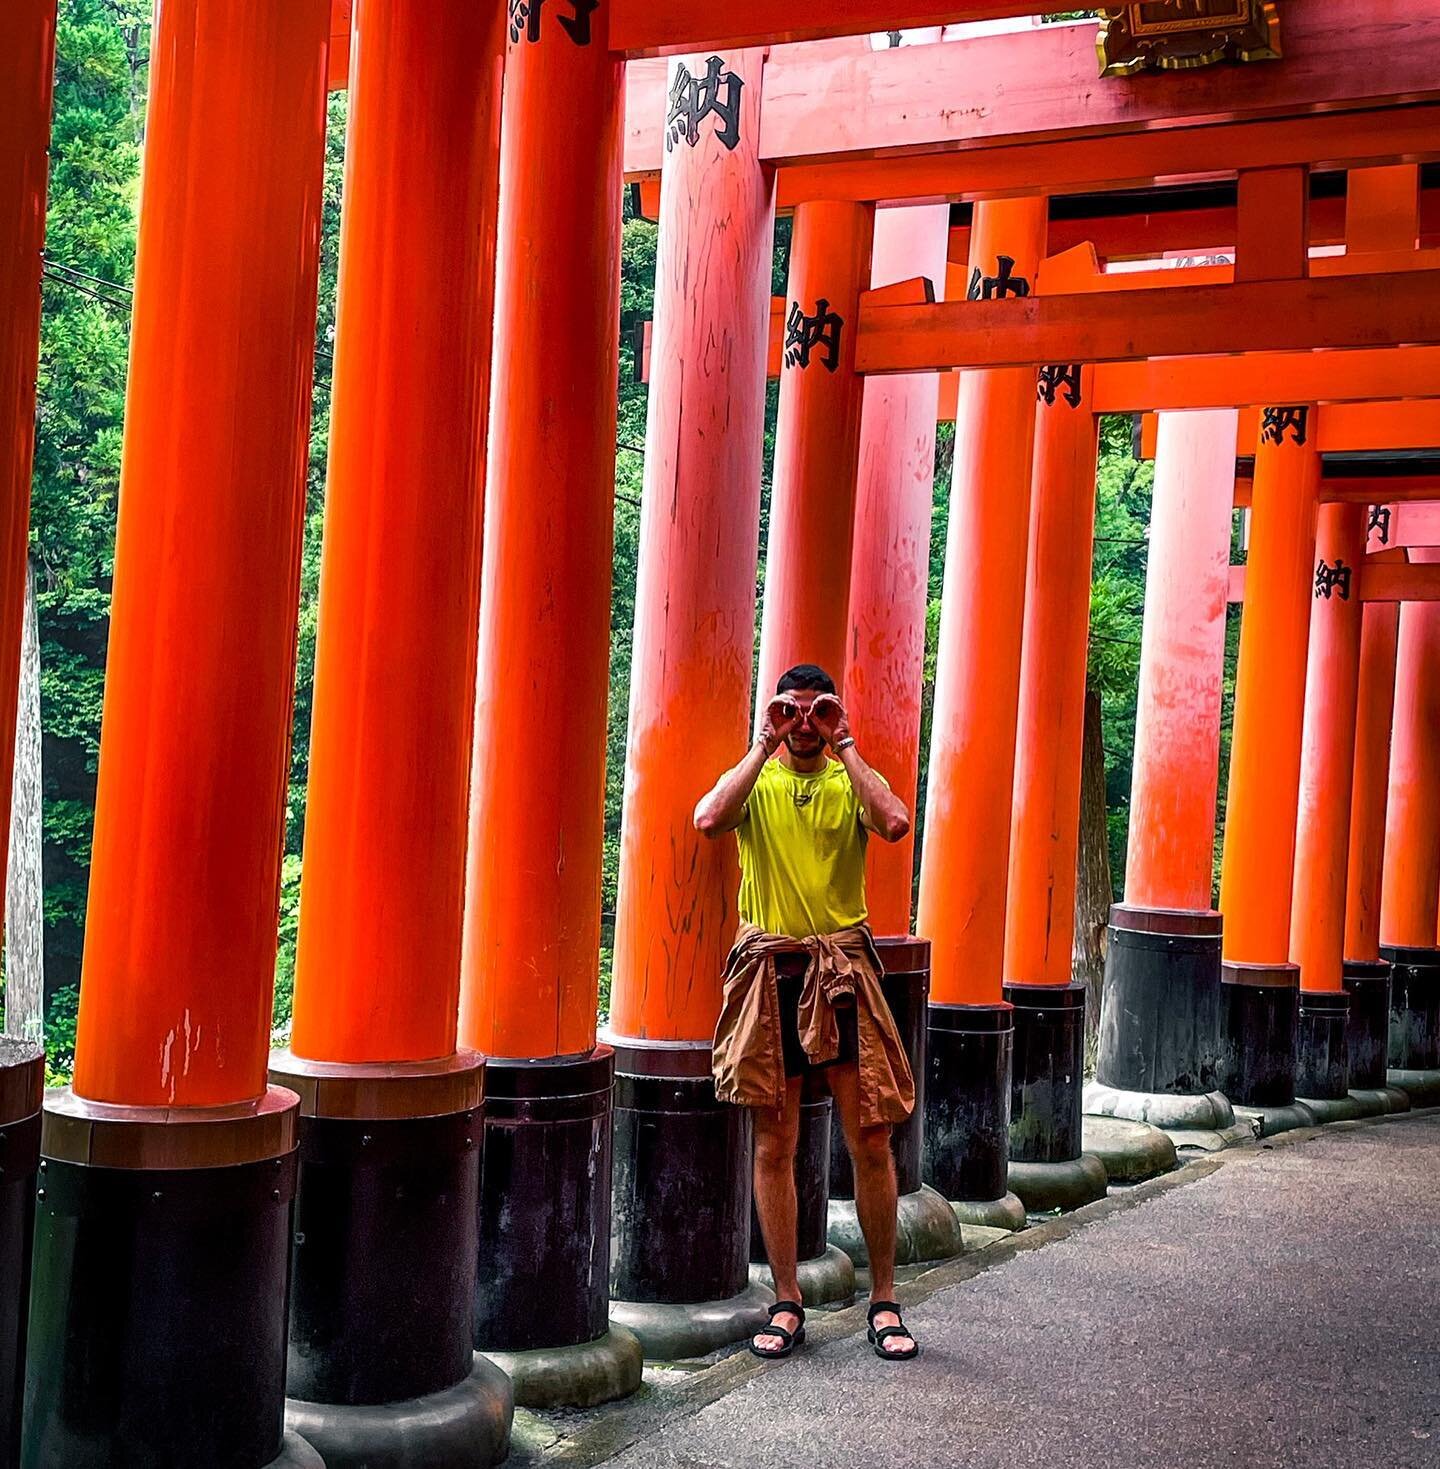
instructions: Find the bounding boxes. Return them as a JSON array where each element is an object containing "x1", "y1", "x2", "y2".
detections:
[{"x1": 712, "y1": 922, "x2": 915, "y2": 1128}]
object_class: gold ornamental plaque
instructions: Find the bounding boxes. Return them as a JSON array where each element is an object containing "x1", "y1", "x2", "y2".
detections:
[{"x1": 1097, "y1": 1, "x2": 1282, "y2": 76}]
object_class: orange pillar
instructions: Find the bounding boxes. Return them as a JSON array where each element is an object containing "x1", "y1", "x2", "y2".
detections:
[
  {"x1": 1344, "y1": 601, "x2": 1400, "y2": 965},
  {"x1": 1091, "y1": 409, "x2": 1237, "y2": 1121},
  {"x1": 1217, "y1": 405, "x2": 1320, "y2": 1111},
  {"x1": 1290, "y1": 502, "x2": 1367, "y2": 995},
  {"x1": 458, "y1": 21, "x2": 622, "y2": 1064},
  {"x1": 271, "y1": 3, "x2": 508, "y2": 1445},
  {"x1": 289, "y1": 0, "x2": 502, "y2": 1066},
  {"x1": 0, "y1": 4, "x2": 55, "y2": 1006},
  {"x1": 608, "y1": 51, "x2": 780, "y2": 1341},
  {"x1": 845, "y1": 203, "x2": 950, "y2": 940},
  {"x1": 458, "y1": 11, "x2": 634, "y2": 1375},
  {"x1": 917, "y1": 196, "x2": 1048, "y2": 1008},
  {"x1": 754, "y1": 199, "x2": 874, "y2": 707},
  {"x1": 1004, "y1": 365, "x2": 1099, "y2": 989},
  {"x1": 611, "y1": 49, "x2": 773, "y2": 1047},
  {"x1": 71, "y1": 0, "x2": 330, "y2": 1110},
  {"x1": 917, "y1": 196, "x2": 1046, "y2": 1208},
  {"x1": 1378, "y1": 560, "x2": 1440, "y2": 1073},
  {"x1": 25, "y1": 5, "x2": 332, "y2": 1464}
]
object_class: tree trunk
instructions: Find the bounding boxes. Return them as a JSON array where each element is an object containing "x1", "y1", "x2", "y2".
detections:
[{"x1": 1073, "y1": 685, "x2": 1112, "y2": 1073}]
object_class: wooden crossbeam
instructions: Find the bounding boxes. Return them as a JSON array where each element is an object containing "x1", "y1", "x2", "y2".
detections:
[
  {"x1": 1228, "y1": 559, "x2": 1440, "y2": 604},
  {"x1": 1234, "y1": 477, "x2": 1440, "y2": 508},
  {"x1": 1139, "y1": 403, "x2": 1440, "y2": 458},
  {"x1": 857, "y1": 271, "x2": 1440, "y2": 374}
]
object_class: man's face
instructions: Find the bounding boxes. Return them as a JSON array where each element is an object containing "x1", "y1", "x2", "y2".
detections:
[{"x1": 782, "y1": 688, "x2": 827, "y2": 758}]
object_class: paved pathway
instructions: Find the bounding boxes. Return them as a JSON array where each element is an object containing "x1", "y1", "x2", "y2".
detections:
[{"x1": 552, "y1": 1114, "x2": 1440, "y2": 1469}]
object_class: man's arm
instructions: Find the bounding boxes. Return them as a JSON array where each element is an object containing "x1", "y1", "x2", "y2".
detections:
[
  {"x1": 693, "y1": 696, "x2": 799, "y2": 837},
  {"x1": 811, "y1": 694, "x2": 911, "y2": 843}
]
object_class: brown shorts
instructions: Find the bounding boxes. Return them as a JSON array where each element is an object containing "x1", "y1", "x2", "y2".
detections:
[{"x1": 775, "y1": 972, "x2": 858, "y2": 1079}]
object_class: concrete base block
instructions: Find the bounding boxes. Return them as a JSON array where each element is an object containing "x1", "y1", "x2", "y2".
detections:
[
  {"x1": 1295, "y1": 1094, "x2": 1364, "y2": 1125},
  {"x1": 1387, "y1": 1068, "x2": 1440, "y2": 1108},
  {"x1": 1081, "y1": 1116, "x2": 1178, "y2": 1184},
  {"x1": 1349, "y1": 1086, "x2": 1411, "y2": 1116},
  {"x1": 479, "y1": 1328, "x2": 642, "y2": 1411},
  {"x1": 828, "y1": 1184, "x2": 963, "y2": 1269},
  {"x1": 1008, "y1": 1153, "x2": 1109, "y2": 1214},
  {"x1": 608, "y1": 1280, "x2": 773, "y2": 1362},
  {"x1": 1084, "y1": 1082, "x2": 1235, "y2": 1132},
  {"x1": 271, "y1": 1434, "x2": 326, "y2": 1469},
  {"x1": 1234, "y1": 1101, "x2": 1317, "y2": 1138},
  {"x1": 285, "y1": 1356, "x2": 513, "y2": 1469},
  {"x1": 749, "y1": 1243, "x2": 856, "y2": 1311},
  {"x1": 949, "y1": 1191, "x2": 1028, "y2": 1232}
]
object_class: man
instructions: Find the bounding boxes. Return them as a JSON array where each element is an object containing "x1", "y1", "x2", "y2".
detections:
[{"x1": 694, "y1": 663, "x2": 920, "y2": 1362}]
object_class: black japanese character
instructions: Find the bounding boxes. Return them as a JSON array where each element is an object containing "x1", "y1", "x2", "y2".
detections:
[
  {"x1": 666, "y1": 57, "x2": 744, "y2": 153},
  {"x1": 967, "y1": 255, "x2": 1031, "y2": 302},
  {"x1": 1367, "y1": 504, "x2": 1392, "y2": 546},
  {"x1": 885, "y1": 30, "x2": 904, "y2": 46},
  {"x1": 508, "y1": 0, "x2": 597, "y2": 46},
  {"x1": 1261, "y1": 405, "x2": 1310, "y2": 447},
  {"x1": 1038, "y1": 363, "x2": 1082, "y2": 408},
  {"x1": 1314, "y1": 558, "x2": 1353, "y2": 601},
  {"x1": 784, "y1": 299, "x2": 844, "y2": 372}
]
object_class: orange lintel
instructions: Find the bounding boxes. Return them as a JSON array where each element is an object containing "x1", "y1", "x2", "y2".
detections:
[
  {"x1": 857, "y1": 270, "x2": 1440, "y2": 375},
  {"x1": 1140, "y1": 403, "x2": 1440, "y2": 459},
  {"x1": 1228, "y1": 559, "x2": 1440, "y2": 604},
  {"x1": 1235, "y1": 478, "x2": 1440, "y2": 508}
]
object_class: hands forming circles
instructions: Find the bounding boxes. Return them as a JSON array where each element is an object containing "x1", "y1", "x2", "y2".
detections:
[{"x1": 808, "y1": 693, "x2": 851, "y2": 746}]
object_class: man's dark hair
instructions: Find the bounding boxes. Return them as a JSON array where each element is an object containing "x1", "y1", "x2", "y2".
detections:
[{"x1": 776, "y1": 663, "x2": 836, "y2": 696}]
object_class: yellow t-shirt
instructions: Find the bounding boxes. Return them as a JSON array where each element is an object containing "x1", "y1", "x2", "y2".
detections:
[{"x1": 736, "y1": 758, "x2": 875, "y2": 940}]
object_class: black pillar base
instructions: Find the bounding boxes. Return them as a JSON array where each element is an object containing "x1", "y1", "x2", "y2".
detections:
[
  {"x1": 1, "y1": 1040, "x2": 41, "y2": 1469},
  {"x1": 1095, "y1": 906, "x2": 1223, "y2": 1097},
  {"x1": 608, "y1": 1039, "x2": 767, "y2": 1358},
  {"x1": 1005, "y1": 981, "x2": 1086, "y2": 1164},
  {"x1": 1383, "y1": 945, "x2": 1440, "y2": 1071},
  {"x1": 751, "y1": 1077, "x2": 831, "y2": 1267},
  {"x1": 268, "y1": 1051, "x2": 509, "y2": 1467},
  {"x1": 23, "y1": 1087, "x2": 308, "y2": 1469},
  {"x1": 1296, "y1": 990, "x2": 1351, "y2": 1101},
  {"x1": 1219, "y1": 962, "x2": 1300, "y2": 1109},
  {"x1": 831, "y1": 938, "x2": 929, "y2": 1199},
  {"x1": 923, "y1": 1003, "x2": 1012, "y2": 1205},
  {"x1": 1342, "y1": 959, "x2": 1392, "y2": 1090}
]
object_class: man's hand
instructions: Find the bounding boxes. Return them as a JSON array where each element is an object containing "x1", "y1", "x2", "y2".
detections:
[
  {"x1": 809, "y1": 693, "x2": 851, "y2": 748},
  {"x1": 759, "y1": 695, "x2": 801, "y2": 756}
]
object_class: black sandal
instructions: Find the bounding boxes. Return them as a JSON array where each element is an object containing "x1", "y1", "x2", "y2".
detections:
[
  {"x1": 749, "y1": 1300, "x2": 807, "y2": 1359},
  {"x1": 867, "y1": 1299, "x2": 919, "y2": 1361}
]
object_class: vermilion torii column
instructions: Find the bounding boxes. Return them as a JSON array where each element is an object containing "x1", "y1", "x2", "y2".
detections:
[
  {"x1": 836, "y1": 203, "x2": 961, "y2": 1270},
  {"x1": 1342, "y1": 598, "x2": 1400, "y2": 1093},
  {"x1": 459, "y1": 5, "x2": 638, "y2": 1405},
  {"x1": 271, "y1": 3, "x2": 510, "y2": 1460},
  {"x1": 754, "y1": 198, "x2": 874, "y2": 705},
  {"x1": 608, "y1": 47, "x2": 780, "y2": 1360},
  {"x1": 917, "y1": 195, "x2": 1045, "y2": 1227},
  {"x1": 1339, "y1": 164, "x2": 1418, "y2": 1103},
  {"x1": 1378, "y1": 559, "x2": 1440, "y2": 1085},
  {"x1": 1218, "y1": 405, "x2": 1321, "y2": 1130},
  {"x1": 1, "y1": 5, "x2": 57, "y2": 1461},
  {"x1": 1288, "y1": 502, "x2": 1367, "y2": 1116},
  {"x1": 23, "y1": 3, "x2": 331, "y2": 1465},
  {"x1": 1088, "y1": 409, "x2": 1238, "y2": 1136},
  {"x1": 1002, "y1": 361, "x2": 1108, "y2": 1213}
]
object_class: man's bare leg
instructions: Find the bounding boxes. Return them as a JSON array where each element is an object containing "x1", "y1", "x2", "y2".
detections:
[
  {"x1": 751, "y1": 1076, "x2": 804, "y2": 1351},
  {"x1": 828, "y1": 1061, "x2": 915, "y2": 1354}
]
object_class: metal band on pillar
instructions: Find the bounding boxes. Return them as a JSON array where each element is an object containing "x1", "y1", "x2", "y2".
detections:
[
  {"x1": 607, "y1": 46, "x2": 779, "y2": 1361},
  {"x1": 1087, "y1": 410, "x2": 1239, "y2": 1140},
  {"x1": 1217, "y1": 404, "x2": 1321, "y2": 1134},
  {"x1": 1003, "y1": 359, "x2": 1110, "y2": 1211},
  {"x1": 831, "y1": 203, "x2": 959, "y2": 1270},
  {"x1": 272, "y1": 2, "x2": 511, "y2": 1460},
  {"x1": 23, "y1": 4, "x2": 331, "y2": 1464},
  {"x1": 917, "y1": 197, "x2": 1046, "y2": 1232},
  {"x1": 460, "y1": 3, "x2": 640, "y2": 1407},
  {"x1": 0, "y1": 3, "x2": 56, "y2": 1460}
]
